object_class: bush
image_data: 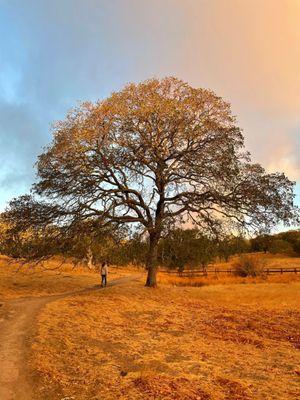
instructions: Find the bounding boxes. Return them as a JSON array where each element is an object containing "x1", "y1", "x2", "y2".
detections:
[{"x1": 233, "y1": 255, "x2": 265, "y2": 277}]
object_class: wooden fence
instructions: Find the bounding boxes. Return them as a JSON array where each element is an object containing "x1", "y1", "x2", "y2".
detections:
[{"x1": 160, "y1": 267, "x2": 300, "y2": 277}]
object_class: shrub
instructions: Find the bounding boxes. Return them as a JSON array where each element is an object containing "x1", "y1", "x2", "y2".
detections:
[{"x1": 233, "y1": 255, "x2": 265, "y2": 277}]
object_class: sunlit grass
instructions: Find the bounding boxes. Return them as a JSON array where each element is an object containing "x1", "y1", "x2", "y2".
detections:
[
  {"x1": 32, "y1": 276, "x2": 300, "y2": 399},
  {"x1": 0, "y1": 255, "x2": 134, "y2": 299},
  {"x1": 159, "y1": 253, "x2": 300, "y2": 288},
  {"x1": 1, "y1": 254, "x2": 299, "y2": 398}
]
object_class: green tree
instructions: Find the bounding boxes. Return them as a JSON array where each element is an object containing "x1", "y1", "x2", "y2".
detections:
[
  {"x1": 218, "y1": 235, "x2": 250, "y2": 261},
  {"x1": 277, "y1": 230, "x2": 300, "y2": 255},
  {"x1": 159, "y1": 229, "x2": 216, "y2": 270},
  {"x1": 250, "y1": 234, "x2": 272, "y2": 253},
  {"x1": 269, "y1": 239, "x2": 294, "y2": 255}
]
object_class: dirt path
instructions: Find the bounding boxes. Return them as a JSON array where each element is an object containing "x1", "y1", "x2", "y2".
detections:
[{"x1": 0, "y1": 275, "x2": 138, "y2": 400}]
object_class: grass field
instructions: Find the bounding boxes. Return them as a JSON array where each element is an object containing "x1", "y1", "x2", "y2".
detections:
[
  {"x1": 31, "y1": 276, "x2": 299, "y2": 399},
  {"x1": 0, "y1": 255, "x2": 133, "y2": 299},
  {"x1": 1, "y1": 253, "x2": 299, "y2": 299},
  {"x1": 1, "y1": 255, "x2": 299, "y2": 399},
  {"x1": 207, "y1": 253, "x2": 300, "y2": 271},
  {"x1": 159, "y1": 253, "x2": 300, "y2": 287}
]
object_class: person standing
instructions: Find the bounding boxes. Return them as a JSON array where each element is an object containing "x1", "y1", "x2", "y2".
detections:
[{"x1": 100, "y1": 261, "x2": 108, "y2": 287}]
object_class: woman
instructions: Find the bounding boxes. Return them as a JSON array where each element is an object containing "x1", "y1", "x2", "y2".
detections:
[{"x1": 100, "y1": 261, "x2": 108, "y2": 287}]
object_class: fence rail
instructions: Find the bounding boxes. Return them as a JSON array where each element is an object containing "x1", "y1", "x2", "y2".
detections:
[{"x1": 160, "y1": 267, "x2": 300, "y2": 277}]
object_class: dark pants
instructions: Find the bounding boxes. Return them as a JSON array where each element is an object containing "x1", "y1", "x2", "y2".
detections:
[{"x1": 101, "y1": 274, "x2": 107, "y2": 286}]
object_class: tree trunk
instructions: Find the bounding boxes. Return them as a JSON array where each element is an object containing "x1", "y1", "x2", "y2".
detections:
[
  {"x1": 87, "y1": 246, "x2": 94, "y2": 270},
  {"x1": 145, "y1": 232, "x2": 159, "y2": 287}
]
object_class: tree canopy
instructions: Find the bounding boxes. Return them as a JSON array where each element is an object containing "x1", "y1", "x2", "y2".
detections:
[{"x1": 3, "y1": 77, "x2": 299, "y2": 286}]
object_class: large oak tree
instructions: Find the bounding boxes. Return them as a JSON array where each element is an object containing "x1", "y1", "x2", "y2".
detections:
[{"x1": 4, "y1": 77, "x2": 299, "y2": 286}]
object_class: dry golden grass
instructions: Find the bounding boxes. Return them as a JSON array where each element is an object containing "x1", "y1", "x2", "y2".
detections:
[
  {"x1": 208, "y1": 253, "x2": 300, "y2": 271},
  {"x1": 0, "y1": 255, "x2": 133, "y2": 299},
  {"x1": 159, "y1": 253, "x2": 300, "y2": 287},
  {"x1": 32, "y1": 277, "x2": 300, "y2": 400},
  {"x1": 1, "y1": 253, "x2": 298, "y2": 299},
  {"x1": 1, "y1": 253, "x2": 299, "y2": 398},
  {"x1": 159, "y1": 272, "x2": 300, "y2": 287}
]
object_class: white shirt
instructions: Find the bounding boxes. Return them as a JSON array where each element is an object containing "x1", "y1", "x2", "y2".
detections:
[{"x1": 101, "y1": 264, "x2": 108, "y2": 275}]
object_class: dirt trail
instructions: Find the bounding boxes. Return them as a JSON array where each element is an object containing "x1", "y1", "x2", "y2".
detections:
[{"x1": 0, "y1": 275, "x2": 138, "y2": 400}]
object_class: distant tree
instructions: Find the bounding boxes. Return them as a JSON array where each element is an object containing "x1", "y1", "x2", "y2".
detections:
[
  {"x1": 293, "y1": 240, "x2": 300, "y2": 256},
  {"x1": 159, "y1": 229, "x2": 216, "y2": 270},
  {"x1": 250, "y1": 234, "x2": 272, "y2": 253},
  {"x1": 278, "y1": 230, "x2": 300, "y2": 243},
  {"x1": 277, "y1": 230, "x2": 300, "y2": 255},
  {"x1": 250, "y1": 230, "x2": 300, "y2": 256},
  {"x1": 0, "y1": 208, "x2": 124, "y2": 267},
  {"x1": 110, "y1": 234, "x2": 148, "y2": 266},
  {"x1": 0, "y1": 215, "x2": 43, "y2": 259},
  {"x1": 59, "y1": 220, "x2": 126, "y2": 267},
  {"x1": 0, "y1": 220, "x2": 16, "y2": 256},
  {"x1": 269, "y1": 239, "x2": 294, "y2": 255},
  {"x1": 3, "y1": 77, "x2": 299, "y2": 286},
  {"x1": 217, "y1": 235, "x2": 250, "y2": 262}
]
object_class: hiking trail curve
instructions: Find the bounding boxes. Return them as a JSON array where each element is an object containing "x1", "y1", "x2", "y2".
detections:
[{"x1": 0, "y1": 275, "x2": 138, "y2": 400}]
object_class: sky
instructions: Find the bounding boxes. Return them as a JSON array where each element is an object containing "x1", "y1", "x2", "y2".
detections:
[{"x1": 0, "y1": 0, "x2": 299, "y2": 227}]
